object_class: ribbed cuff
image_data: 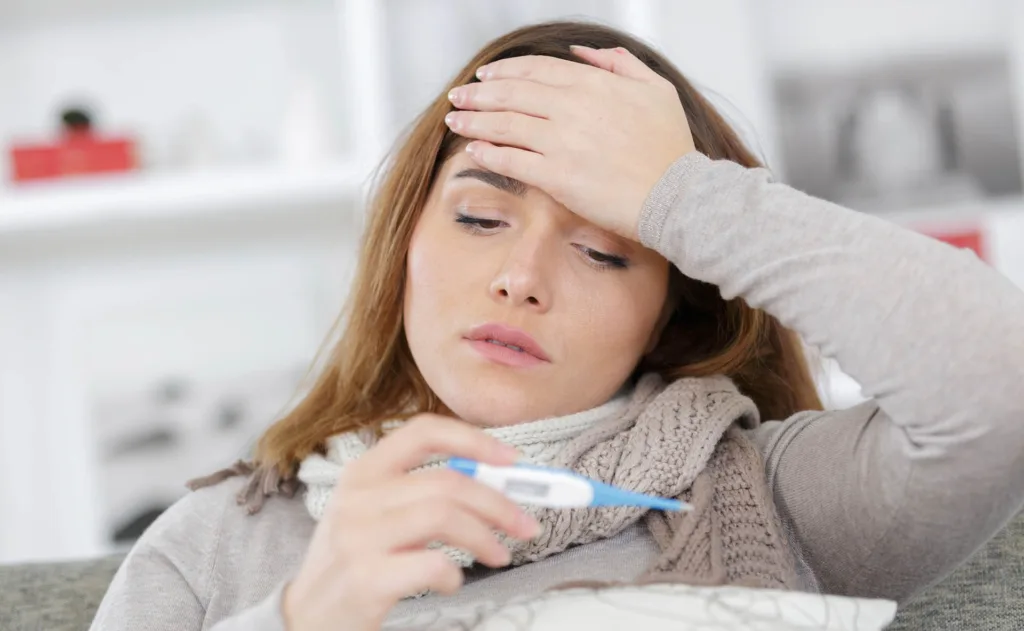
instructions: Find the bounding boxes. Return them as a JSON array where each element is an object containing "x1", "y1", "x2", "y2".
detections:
[
  {"x1": 212, "y1": 580, "x2": 290, "y2": 631},
  {"x1": 637, "y1": 152, "x2": 712, "y2": 250}
]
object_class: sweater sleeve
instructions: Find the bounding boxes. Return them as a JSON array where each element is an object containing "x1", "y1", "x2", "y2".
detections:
[
  {"x1": 88, "y1": 489, "x2": 288, "y2": 631},
  {"x1": 639, "y1": 152, "x2": 1024, "y2": 602}
]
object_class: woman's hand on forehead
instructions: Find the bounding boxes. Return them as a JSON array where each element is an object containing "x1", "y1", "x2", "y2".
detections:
[{"x1": 444, "y1": 47, "x2": 696, "y2": 243}]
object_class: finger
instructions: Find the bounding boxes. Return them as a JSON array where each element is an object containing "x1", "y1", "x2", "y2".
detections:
[
  {"x1": 448, "y1": 79, "x2": 563, "y2": 118},
  {"x1": 345, "y1": 414, "x2": 519, "y2": 483},
  {"x1": 374, "y1": 469, "x2": 540, "y2": 540},
  {"x1": 445, "y1": 111, "x2": 551, "y2": 153},
  {"x1": 374, "y1": 550, "x2": 464, "y2": 600},
  {"x1": 375, "y1": 498, "x2": 512, "y2": 568},
  {"x1": 465, "y1": 141, "x2": 549, "y2": 191},
  {"x1": 476, "y1": 54, "x2": 601, "y2": 87},
  {"x1": 570, "y1": 45, "x2": 663, "y2": 84}
]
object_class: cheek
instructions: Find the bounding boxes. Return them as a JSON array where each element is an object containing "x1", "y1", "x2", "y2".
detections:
[
  {"x1": 404, "y1": 221, "x2": 478, "y2": 333},
  {"x1": 566, "y1": 272, "x2": 667, "y2": 358},
  {"x1": 405, "y1": 230, "x2": 446, "y2": 329},
  {"x1": 406, "y1": 237, "x2": 440, "y2": 296}
]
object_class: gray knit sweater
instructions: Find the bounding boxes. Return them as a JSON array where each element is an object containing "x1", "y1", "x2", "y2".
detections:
[{"x1": 89, "y1": 153, "x2": 1024, "y2": 630}]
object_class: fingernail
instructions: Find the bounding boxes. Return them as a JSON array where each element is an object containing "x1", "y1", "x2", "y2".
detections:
[
  {"x1": 465, "y1": 141, "x2": 478, "y2": 155},
  {"x1": 570, "y1": 44, "x2": 595, "y2": 52},
  {"x1": 444, "y1": 112, "x2": 460, "y2": 130},
  {"x1": 475, "y1": 65, "x2": 490, "y2": 80},
  {"x1": 499, "y1": 443, "x2": 520, "y2": 460},
  {"x1": 615, "y1": 47, "x2": 628, "y2": 54},
  {"x1": 447, "y1": 87, "x2": 462, "y2": 104}
]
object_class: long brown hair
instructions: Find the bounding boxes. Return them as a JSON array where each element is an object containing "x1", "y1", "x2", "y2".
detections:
[{"x1": 255, "y1": 20, "x2": 823, "y2": 477}]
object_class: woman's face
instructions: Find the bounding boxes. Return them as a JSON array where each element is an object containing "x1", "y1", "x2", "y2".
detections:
[{"x1": 404, "y1": 151, "x2": 670, "y2": 426}]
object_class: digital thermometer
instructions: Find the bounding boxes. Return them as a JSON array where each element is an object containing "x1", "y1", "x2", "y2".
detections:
[{"x1": 448, "y1": 458, "x2": 689, "y2": 511}]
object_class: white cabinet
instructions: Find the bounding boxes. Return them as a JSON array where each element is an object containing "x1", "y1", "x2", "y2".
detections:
[
  {"x1": 0, "y1": 218, "x2": 360, "y2": 562},
  {"x1": 0, "y1": 0, "x2": 382, "y2": 563}
]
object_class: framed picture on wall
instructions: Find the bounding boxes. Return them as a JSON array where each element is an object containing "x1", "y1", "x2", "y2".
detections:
[{"x1": 773, "y1": 52, "x2": 1024, "y2": 213}]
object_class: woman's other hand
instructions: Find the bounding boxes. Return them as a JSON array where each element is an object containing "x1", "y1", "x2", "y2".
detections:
[
  {"x1": 282, "y1": 415, "x2": 540, "y2": 631},
  {"x1": 445, "y1": 46, "x2": 696, "y2": 242}
]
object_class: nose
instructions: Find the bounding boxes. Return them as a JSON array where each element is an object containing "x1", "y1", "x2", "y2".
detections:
[{"x1": 488, "y1": 237, "x2": 552, "y2": 312}]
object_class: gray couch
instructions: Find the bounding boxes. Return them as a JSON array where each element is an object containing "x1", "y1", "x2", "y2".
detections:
[{"x1": 2, "y1": 515, "x2": 1022, "y2": 630}]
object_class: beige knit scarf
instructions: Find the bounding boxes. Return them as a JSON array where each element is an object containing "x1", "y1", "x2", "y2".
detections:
[
  {"x1": 297, "y1": 390, "x2": 630, "y2": 570},
  {"x1": 190, "y1": 374, "x2": 799, "y2": 590}
]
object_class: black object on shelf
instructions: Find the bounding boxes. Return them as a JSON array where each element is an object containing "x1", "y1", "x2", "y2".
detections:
[
  {"x1": 111, "y1": 503, "x2": 172, "y2": 544},
  {"x1": 104, "y1": 426, "x2": 178, "y2": 460},
  {"x1": 60, "y1": 107, "x2": 94, "y2": 134}
]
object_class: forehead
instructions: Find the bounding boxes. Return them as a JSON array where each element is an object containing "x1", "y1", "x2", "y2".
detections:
[{"x1": 438, "y1": 150, "x2": 508, "y2": 180}]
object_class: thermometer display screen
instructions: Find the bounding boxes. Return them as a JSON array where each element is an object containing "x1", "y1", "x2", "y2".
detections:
[{"x1": 504, "y1": 479, "x2": 550, "y2": 498}]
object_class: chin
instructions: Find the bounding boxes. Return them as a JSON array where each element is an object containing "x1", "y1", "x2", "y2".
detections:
[
  {"x1": 432, "y1": 369, "x2": 557, "y2": 427},
  {"x1": 453, "y1": 392, "x2": 549, "y2": 428}
]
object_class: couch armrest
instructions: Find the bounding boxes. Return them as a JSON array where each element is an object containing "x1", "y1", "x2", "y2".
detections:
[
  {"x1": 0, "y1": 554, "x2": 126, "y2": 631},
  {"x1": 888, "y1": 513, "x2": 1024, "y2": 631}
]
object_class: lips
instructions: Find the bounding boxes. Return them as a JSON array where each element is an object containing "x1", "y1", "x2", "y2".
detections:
[{"x1": 464, "y1": 323, "x2": 551, "y2": 363}]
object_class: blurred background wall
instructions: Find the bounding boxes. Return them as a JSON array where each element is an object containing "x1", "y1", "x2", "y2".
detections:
[{"x1": 1, "y1": 0, "x2": 1022, "y2": 564}]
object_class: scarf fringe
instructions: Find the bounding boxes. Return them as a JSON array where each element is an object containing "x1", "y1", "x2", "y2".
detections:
[{"x1": 186, "y1": 460, "x2": 299, "y2": 515}]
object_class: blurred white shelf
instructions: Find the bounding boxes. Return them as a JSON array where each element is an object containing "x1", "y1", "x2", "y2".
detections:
[
  {"x1": 0, "y1": 0, "x2": 291, "y2": 28},
  {"x1": 0, "y1": 160, "x2": 369, "y2": 238}
]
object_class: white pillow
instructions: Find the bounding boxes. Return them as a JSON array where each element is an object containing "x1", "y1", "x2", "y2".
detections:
[{"x1": 401, "y1": 584, "x2": 897, "y2": 631}]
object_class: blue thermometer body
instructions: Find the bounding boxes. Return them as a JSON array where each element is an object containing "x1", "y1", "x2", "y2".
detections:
[{"x1": 448, "y1": 457, "x2": 689, "y2": 512}]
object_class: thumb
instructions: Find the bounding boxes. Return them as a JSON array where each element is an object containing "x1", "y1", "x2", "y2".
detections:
[{"x1": 570, "y1": 45, "x2": 658, "y2": 83}]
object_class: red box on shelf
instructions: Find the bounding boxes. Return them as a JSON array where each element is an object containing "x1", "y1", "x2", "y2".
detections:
[
  {"x1": 917, "y1": 225, "x2": 987, "y2": 262},
  {"x1": 10, "y1": 134, "x2": 137, "y2": 183}
]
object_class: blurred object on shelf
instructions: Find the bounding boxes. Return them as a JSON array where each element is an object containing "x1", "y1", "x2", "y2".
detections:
[
  {"x1": 279, "y1": 75, "x2": 336, "y2": 167},
  {"x1": 94, "y1": 366, "x2": 305, "y2": 548},
  {"x1": 916, "y1": 224, "x2": 987, "y2": 261},
  {"x1": 9, "y1": 106, "x2": 138, "y2": 183},
  {"x1": 775, "y1": 52, "x2": 1023, "y2": 213},
  {"x1": 835, "y1": 85, "x2": 983, "y2": 207}
]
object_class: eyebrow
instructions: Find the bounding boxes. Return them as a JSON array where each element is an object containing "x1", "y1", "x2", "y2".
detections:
[{"x1": 452, "y1": 168, "x2": 528, "y2": 198}]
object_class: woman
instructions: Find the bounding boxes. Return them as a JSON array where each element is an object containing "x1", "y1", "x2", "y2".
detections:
[{"x1": 90, "y1": 21, "x2": 1024, "y2": 631}]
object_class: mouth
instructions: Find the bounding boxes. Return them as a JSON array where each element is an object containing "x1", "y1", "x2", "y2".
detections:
[{"x1": 464, "y1": 323, "x2": 551, "y2": 367}]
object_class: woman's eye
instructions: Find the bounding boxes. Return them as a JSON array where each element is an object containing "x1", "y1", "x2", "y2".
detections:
[
  {"x1": 455, "y1": 213, "x2": 505, "y2": 232},
  {"x1": 576, "y1": 245, "x2": 629, "y2": 270}
]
